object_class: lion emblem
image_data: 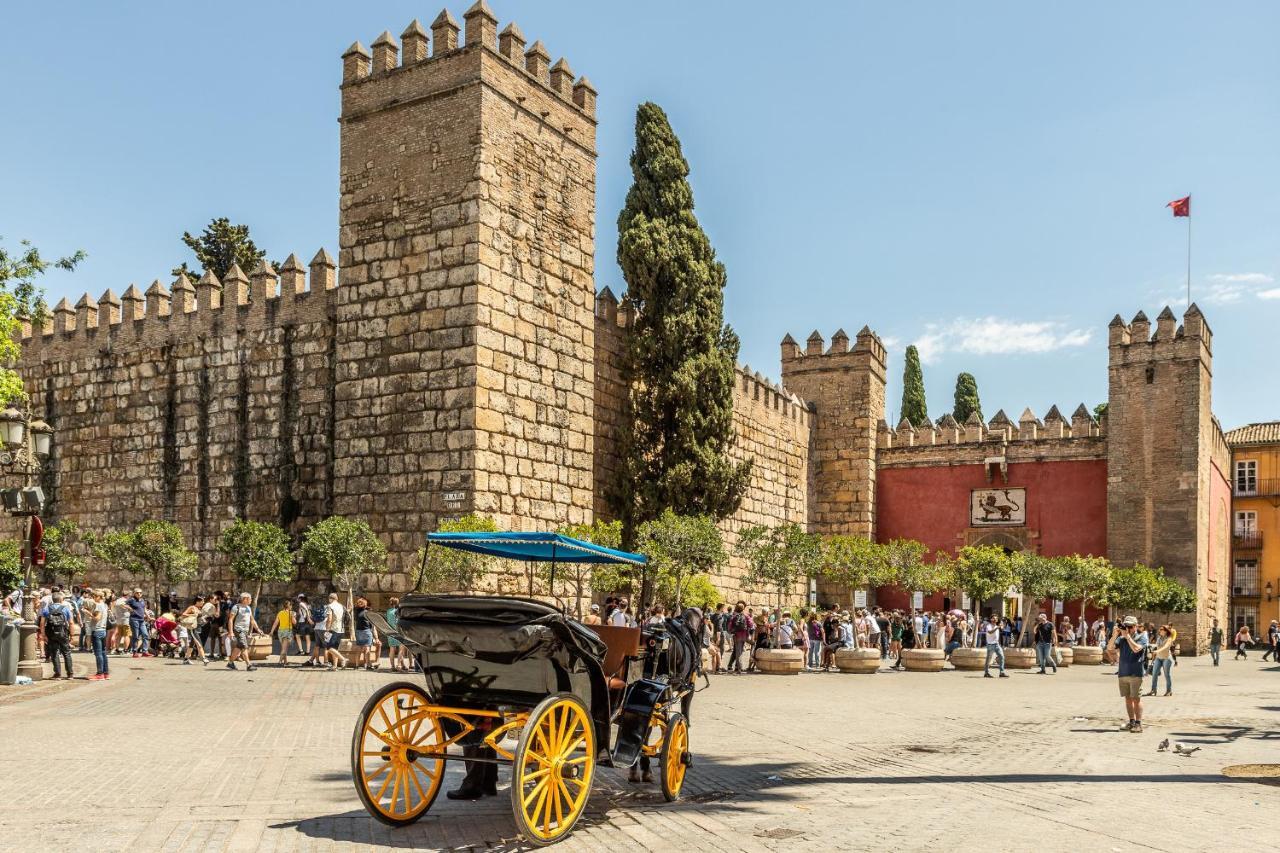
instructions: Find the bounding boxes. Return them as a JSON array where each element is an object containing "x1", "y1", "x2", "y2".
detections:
[{"x1": 978, "y1": 490, "x2": 1021, "y2": 522}]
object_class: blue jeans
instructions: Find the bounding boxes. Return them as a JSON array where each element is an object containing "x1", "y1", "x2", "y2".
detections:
[
  {"x1": 129, "y1": 618, "x2": 149, "y2": 653},
  {"x1": 1150, "y1": 657, "x2": 1172, "y2": 693},
  {"x1": 984, "y1": 643, "x2": 1005, "y2": 674},
  {"x1": 944, "y1": 641, "x2": 961, "y2": 658},
  {"x1": 92, "y1": 629, "x2": 109, "y2": 675},
  {"x1": 1210, "y1": 643, "x2": 1221, "y2": 666},
  {"x1": 807, "y1": 641, "x2": 822, "y2": 668},
  {"x1": 1036, "y1": 642, "x2": 1058, "y2": 672}
]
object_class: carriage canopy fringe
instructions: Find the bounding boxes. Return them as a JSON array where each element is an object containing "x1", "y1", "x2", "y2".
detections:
[{"x1": 424, "y1": 531, "x2": 648, "y2": 565}]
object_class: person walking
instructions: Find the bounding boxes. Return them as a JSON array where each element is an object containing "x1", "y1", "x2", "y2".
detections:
[
  {"x1": 225, "y1": 592, "x2": 261, "y2": 672},
  {"x1": 321, "y1": 592, "x2": 348, "y2": 670},
  {"x1": 1263, "y1": 620, "x2": 1280, "y2": 663},
  {"x1": 1208, "y1": 618, "x2": 1223, "y2": 666},
  {"x1": 1146, "y1": 625, "x2": 1177, "y2": 696},
  {"x1": 386, "y1": 597, "x2": 412, "y2": 672},
  {"x1": 1234, "y1": 624, "x2": 1252, "y2": 660},
  {"x1": 81, "y1": 588, "x2": 110, "y2": 680},
  {"x1": 293, "y1": 594, "x2": 314, "y2": 657},
  {"x1": 125, "y1": 589, "x2": 150, "y2": 657},
  {"x1": 1111, "y1": 616, "x2": 1149, "y2": 732},
  {"x1": 177, "y1": 597, "x2": 204, "y2": 664},
  {"x1": 983, "y1": 615, "x2": 1007, "y2": 678},
  {"x1": 352, "y1": 596, "x2": 379, "y2": 670},
  {"x1": 1034, "y1": 613, "x2": 1058, "y2": 674},
  {"x1": 726, "y1": 602, "x2": 752, "y2": 674},
  {"x1": 39, "y1": 591, "x2": 76, "y2": 680},
  {"x1": 267, "y1": 600, "x2": 295, "y2": 666}
]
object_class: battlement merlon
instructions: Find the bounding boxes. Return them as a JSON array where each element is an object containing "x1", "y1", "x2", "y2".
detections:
[
  {"x1": 17, "y1": 249, "x2": 339, "y2": 362},
  {"x1": 1108, "y1": 304, "x2": 1212, "y2": 365},
  {"x1": 877, "y1": 403, "x2": 1102, "y2": 450},
  {"x1": 779, "y1": 324, "x2": 888, "y2": 383},
  {"x1": 340, "y1": 9, "x2": 597, "y2": 132}
]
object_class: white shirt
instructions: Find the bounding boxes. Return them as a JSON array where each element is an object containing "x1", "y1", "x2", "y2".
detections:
[
  {"x1": 913, "y1": 615, "x2": 924, "y2": 635},
  {"x1": 325, "y1": 601, "x2": 345, "y2": 632},
  {"x1": 985, "y1": 623, "x2": 1000, "y2": 645},
  {"x1": 609, "y1": 609, "x2": 629, "y2": 627}
]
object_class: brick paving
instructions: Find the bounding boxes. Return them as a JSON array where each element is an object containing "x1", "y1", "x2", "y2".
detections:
[{"x1": 1, "y1": 653, "x2": 1277, "y2": 851}]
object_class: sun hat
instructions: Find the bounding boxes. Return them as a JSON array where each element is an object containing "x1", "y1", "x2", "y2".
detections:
[{"x1": 1122, "y1": 615, "x2": 1139, "y2": 626}]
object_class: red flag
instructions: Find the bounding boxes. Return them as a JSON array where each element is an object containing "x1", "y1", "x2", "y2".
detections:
[{"x1": 1167, "y1": 195, "x2": 1190, "y2": 217}]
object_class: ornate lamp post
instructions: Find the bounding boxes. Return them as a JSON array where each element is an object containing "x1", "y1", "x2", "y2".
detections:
[{"x1": 0, "y1": 404, "x2": 53, "y2": 682}]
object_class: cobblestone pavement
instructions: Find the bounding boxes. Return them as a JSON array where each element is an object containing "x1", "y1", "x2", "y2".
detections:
[{"x1": 2, "y1": 652, "x2": 1277, "y2": 852}]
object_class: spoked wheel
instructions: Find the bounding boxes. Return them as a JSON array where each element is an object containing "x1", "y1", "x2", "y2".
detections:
[
  {"x1": 351, "y1": 681, "x2": 445, "y2": 826},
  {"x1": 510, "y1": 692, "x2": 595, "y2": 846},
  {"x1": 660, "y1": 712, "x2": 690, "y2": 801}
]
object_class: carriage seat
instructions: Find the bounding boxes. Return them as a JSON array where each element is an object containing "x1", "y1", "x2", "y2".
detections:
[{"x1": 590, "y1": 625, "x2": 643, "y2": 692}]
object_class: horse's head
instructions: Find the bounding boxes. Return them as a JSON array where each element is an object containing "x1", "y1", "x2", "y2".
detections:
[{"x1": 681, "y1": 607, "x2": 704, "y2": 638}]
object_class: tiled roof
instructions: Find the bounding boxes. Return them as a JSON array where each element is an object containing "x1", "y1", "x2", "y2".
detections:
[{"x1": 1225, "y1": 422, "x2": 1280, "y2": 446}]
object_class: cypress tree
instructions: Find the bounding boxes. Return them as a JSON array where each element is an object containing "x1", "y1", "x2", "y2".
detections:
[
  {"x1": 953, "y1": 372, "x2": 982, "y2": 424},
  {"x1": 900, "y1": 345, "x2": 928, "y2": 426},
  {"x1": 611, "y1": 102, "x2": 752, "y2": 545}
]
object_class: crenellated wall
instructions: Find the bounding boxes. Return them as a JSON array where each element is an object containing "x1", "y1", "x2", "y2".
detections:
[{"x1": 877, "y1": 404, "x2": 1105, "y2": 465}]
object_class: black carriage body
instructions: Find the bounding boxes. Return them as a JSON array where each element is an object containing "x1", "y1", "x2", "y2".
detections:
[{"x1": 395, "y1": 594, "x2": 609, "y2": 719}]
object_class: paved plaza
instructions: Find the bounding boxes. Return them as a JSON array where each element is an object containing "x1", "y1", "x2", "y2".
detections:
[{"x1": 2, "y1": 653, "x2": 1277, "y2": 852}]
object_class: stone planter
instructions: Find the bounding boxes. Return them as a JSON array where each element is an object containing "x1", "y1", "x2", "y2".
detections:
[
  {"x1": 1072, "y1": 645, "x2": 1103, "y2": 665},
  {"x1": 1003, "y1": 648, "x2": 1037, "y2": 669},
  {"x1": 753, "y1": 647, "x2": 804, "y2": 675},
  {"x1": 248, "y1": 634, "x2": 273, "y2": 661},
  {"x1": 949, "y1": 647, "x2": 987, "y2": 671},
  {"x1": 900, "y1": 648, "x2": 946, "y2": 672},
  {"x1": 835, "y1": 647, "x2": 880, "y2": 673},
  {"x1": 1056, "y1": 647, "x2": 1073, "y2": 667}
]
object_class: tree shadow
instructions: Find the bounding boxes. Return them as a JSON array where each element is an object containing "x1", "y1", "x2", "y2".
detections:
[{"x1": 1164, "y1": 723, "x2": 1280, "y2": 745}]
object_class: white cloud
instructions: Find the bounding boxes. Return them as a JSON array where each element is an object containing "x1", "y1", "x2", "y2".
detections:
[
  {"x1": 1259, "y1": 288, "x2": 1280, "y2": 301},
  {"x1": 1210, "y1": 272, "x2": 1274, "y2": 285},
  {"x1": 909, "y1": 317, "x2": 1093, "y2": 364},
  {"x1": 1201, "y1": 272, "x2": 1276, "y2": 305}
]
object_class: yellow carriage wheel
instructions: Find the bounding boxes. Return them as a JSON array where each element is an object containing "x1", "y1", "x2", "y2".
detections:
[
  {"x1": 350, "y1": 681, "x2": 445, "y2": 826},
  {"x1": 660, "y1": 712, "x2": 690, "y2": 802},
  {"x1": 510, "y1": 693, "x2": 595, "y2": 845}
]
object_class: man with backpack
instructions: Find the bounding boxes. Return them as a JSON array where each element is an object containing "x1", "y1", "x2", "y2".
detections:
[
  {"x1": 40, "y1": 590, "x2": 76, "y2": 679},
  {"x1": 726, "y1": 601, "x2": 753, "y2": 673}
]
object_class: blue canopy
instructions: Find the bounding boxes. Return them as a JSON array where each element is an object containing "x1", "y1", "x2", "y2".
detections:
[{"x1": 425, "y1": 531, "x2": 647, "y2": 565}]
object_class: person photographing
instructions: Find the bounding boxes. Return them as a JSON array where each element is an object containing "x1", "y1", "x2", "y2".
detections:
[{"x1": 1111, "y1": 616, "x2": 1149, "y2": 733}]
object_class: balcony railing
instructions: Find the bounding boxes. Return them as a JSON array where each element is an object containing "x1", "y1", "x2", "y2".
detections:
[
  {"x1": 1234, "y1": 479, "x2": 1280, "y2": 497},
  {"x1": 1233, "y1": 532, "x2": 1264, "y2": 551}
]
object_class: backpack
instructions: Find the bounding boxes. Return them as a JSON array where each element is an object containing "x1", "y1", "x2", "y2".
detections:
[
  {"x1": 728, "y1": 613, "x2": 745, "y2": 634},
  {"x1": 45, "y1": 606, "x2": 70, "y2": 642}
]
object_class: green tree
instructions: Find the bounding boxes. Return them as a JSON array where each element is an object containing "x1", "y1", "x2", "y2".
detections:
[
  {"x1": 952, "y1": 372, "x2": 982, "y2": 424},
  {"x1": 611, "y1": 102, "x2": 752, "y2": 566},
  {"x1": 218, "y1": 519, "x2": 295, "y2": 604},
  {"x1": 819, "y1": 535, "x2": 891, "y2": 605},
  {"x1": 1105, "y1": 563, "x2": 1163, "y2": 618},
  {"x1": 0, "y1": 540, "x2": 21, "y2": 593},
  {"x1": 131, "y1": 521, "x2": 199, "y2": 606},
  {"x1": 41, "y1": 520, "x2": 89, "y2": 585},
  {"x1": 665, "y1": 573, "x2": 721, "y2": 612},
  {"x1": 736, "y1": 523, "x2": 820, "y2": 639},
  {"x1": 1148, "y1": 571, "x2": 1197, "y2": 615},
  {"x1": 1093, "y1": 402, "x2": 1108, "y2": 421},
  {"x1": 415, "y1": 514, "x2": 499, "y2": 594},
  {"x1": 1011, "y1": 552, "x2": 1068, "y2": 644},
  {"x1": 1056, "y1": 554, "x2": 1113, "y2": 624},
  {"x1": 91, "y1": 530, "x2": 142, "y2": 582},
  {"x1": 536, "y1": 519, "x2": 624, "y2": 617},
  {"x1": 0, "y1": 237, "x2": 85, "y2": 403},
  {"x1": 900, "y1": 345, "x2": 928, "y2": 427},
  {"x1": 635, "y1": 510, "x2": 726, "y2": 611},
  {"x1": 172, "y1": 217, "x2": 275, "y2": 281},
  {"x1": 880, "y1": 538, "x2": 936, "y2": 596},
  {"x1": 301, "y1": 517, "x2": 386, "y2": 637},
  {"x1": 948, "y1": 545, "x2": 1016, "y2": 644}
]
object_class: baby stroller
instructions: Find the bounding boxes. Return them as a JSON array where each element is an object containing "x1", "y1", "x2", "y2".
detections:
[{"x1": 153, "y1": 615, "x2": 180, "y2": 657}]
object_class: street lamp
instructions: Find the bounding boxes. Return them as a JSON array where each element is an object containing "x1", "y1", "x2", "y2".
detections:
[{"x1": 0, "y1": 403, "x2": 53, "y2": 682}]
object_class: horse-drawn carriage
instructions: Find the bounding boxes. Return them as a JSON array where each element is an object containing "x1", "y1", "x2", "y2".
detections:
[{"x1": 351, "y1": 532, "x2": 703, "y2": 845}]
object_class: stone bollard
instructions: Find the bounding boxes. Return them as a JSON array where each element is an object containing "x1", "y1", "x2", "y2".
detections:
[
  {"x1": 900, "y1": 648, "x2": 946, "y2": 672},
  {"x1": 834, "y1": 647, "x2": 881, "y2": 673},
  {"x1": 753, "y1": 648, "x2": 805, "y2": 675},
  {"x1": 949, "y1": 647, "x2": 987, "y2": 671}
]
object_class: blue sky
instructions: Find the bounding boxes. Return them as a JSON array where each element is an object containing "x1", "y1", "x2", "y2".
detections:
[{"x1": 3, "y1": 2, "x2": 1277, "y2": 430}]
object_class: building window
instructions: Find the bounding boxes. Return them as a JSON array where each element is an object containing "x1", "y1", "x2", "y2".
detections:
[
  {"x1": 1232, "y1": 604, "x2": 1258, "y2": 636},
  {"x1": 1233, "y1": 560, "x2": 1259, "y2": 596},
  {"x1": 1235, "y1": 511, "x2": 1258, "y2": 536},
  {"x1": 1235, "y1": 460, "x2": 1258, "y2": 495}
]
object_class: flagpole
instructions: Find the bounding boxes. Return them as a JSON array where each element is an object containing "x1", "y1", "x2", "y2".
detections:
[{"x1": 1186, "y1": 212, "x2": 1192, "y2": 307}]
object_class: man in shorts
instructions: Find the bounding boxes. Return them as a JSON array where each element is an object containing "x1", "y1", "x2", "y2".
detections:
[
  {"x1": 225, "y1": 592, "x2": 261, "y2": 672},
  {"x1": 1110, "y1": 615, "x2": 1149, "y2": 732}
]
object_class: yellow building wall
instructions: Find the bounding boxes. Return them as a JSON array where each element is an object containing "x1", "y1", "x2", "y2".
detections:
[{"x1": 1231, "y1": 446, "x2": 1280, "y2": 632}]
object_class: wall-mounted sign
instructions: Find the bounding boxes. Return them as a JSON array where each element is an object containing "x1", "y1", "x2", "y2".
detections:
[
  {"x1": 911, "y1": 591, "x2": 924, "y2": 609},
  {"x1": 853, "y1": 590, "x2": 868, "y2": 608},
  {"x1": 961, "y1": 593, "x2": 971, "y2": 610},
  {"x1": 442, "y1": 491, "x2": 466, "y2": 503},
  {"x1": 971, "y1": 488, "x2": 1026, "y2": 526},
  {"x1": 1053, "y1": 600, "x2": 1064, "y2": 615}
]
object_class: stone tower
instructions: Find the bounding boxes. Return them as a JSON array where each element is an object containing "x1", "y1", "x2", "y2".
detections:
[
  {"x1": 336, "y1": 3, "x2": 599, "y2": 571},
  {"x1": 1106, "y1": 304, "x2": 1230, "y2": 648},
  {"x1": 780, "y1": 326, "x2": 887, "y2": 598}
]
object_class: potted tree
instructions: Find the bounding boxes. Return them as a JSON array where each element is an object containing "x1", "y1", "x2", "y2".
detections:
[
  {"x1": 820, "y1": 535, "x2": 886, "y2": 673},
  {"x1": 735, "y1": 523, "x2": 818, "y2": 674},
  {"x1": 130, "y1": 521, "x2": 199, "y2": 612},
  {"x1": 1006, "y1": 553, "x2": 1066, "y2": 669},
  {"x1": 218, "y1": 520, "x2": 295, "y2": 660},
  {"x1": 887, "y1": 540, "x2": 948, "y2": 672},
  {"x1": 1058, "y1": 555, "x2": 1112, "y2": 665},
  {"x1": 636, "y1": 510, "x2": 726, "y2": 612},
  {"x1": 946, "y1": 545, "x2": 1014, "y2": 671},
  {"x1": 302, "y1": 517, "x2": 387, "y2": 654}
]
